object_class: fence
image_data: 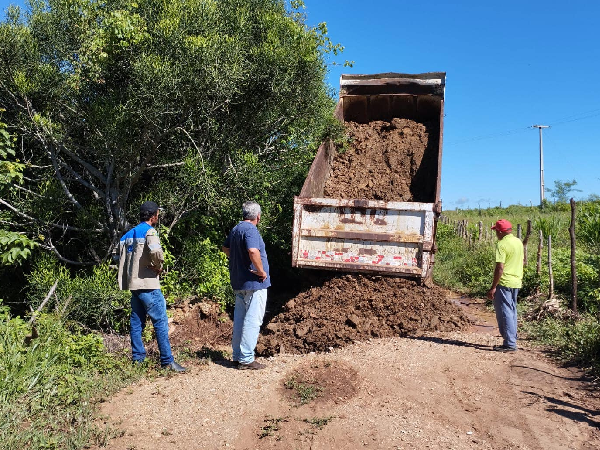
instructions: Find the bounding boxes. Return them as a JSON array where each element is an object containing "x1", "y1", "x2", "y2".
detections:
[{"x1": 438, "y1": 199, "x2": 578, "y2": 311}]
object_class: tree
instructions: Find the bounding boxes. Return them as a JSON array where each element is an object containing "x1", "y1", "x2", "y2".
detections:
[
  {"x1": 0, "y1": 0, "x2": 341, "y2": 265},
  {"x1": 545, "y1": 179, "x2": 582, "y2": 204},
  {"x1": 0, "y1": 114, "x2": 36, "y2": 265}
]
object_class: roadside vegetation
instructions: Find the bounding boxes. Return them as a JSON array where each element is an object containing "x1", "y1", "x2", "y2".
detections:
[
  {"x1": 434, "y1": 196, "x2": 600, "y2": 373},
  {"x1": 0, "y1": 303, "x2": 146, "y2": 449}
]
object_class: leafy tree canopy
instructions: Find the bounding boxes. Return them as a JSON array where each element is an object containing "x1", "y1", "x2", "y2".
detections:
[{"x1": 0, "y1": 0, "x2": 342, "y2": 265}]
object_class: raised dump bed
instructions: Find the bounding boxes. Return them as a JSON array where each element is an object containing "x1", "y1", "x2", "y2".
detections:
[{"x1": 291, "y1": 72, "x2": 445, "y2": 280}]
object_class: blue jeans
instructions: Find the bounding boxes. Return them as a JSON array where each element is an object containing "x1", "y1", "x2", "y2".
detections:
[
  {"x1": 130, "y1": 289, "x2": 174, "y2": 366},
  {"x1": 232, "y1": 289, "x2": 267, "y2": 364},
  {"x1": 493, "y1": 285, "x2": 519, "y2": 349}
]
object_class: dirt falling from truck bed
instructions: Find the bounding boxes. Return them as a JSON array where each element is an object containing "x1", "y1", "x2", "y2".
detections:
[
  {"x1": 257, "y1": 275, "x2": 470, "y2": 356},
  {"x1": 323, "y1": 118, "x2": 439, "y2": 202}
]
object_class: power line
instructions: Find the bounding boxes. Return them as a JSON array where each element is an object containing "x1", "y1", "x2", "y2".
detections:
[
  {"x1": 445, "y1": 107, "x2": 600, "y2": 146},
  {"x1": 549, "y1": 109, "x2": 600, "y2": 126},
  {"x1": 445, "y1": 127, "x2": 531, "y2": 146}
]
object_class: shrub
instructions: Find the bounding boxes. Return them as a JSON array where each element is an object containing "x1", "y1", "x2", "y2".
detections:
[
  {"x1": 0, "y1": 301, "x2": 142, "y2": 449},
  {"x1": 520, "y1": 264, "x2": 543, "y2": 298},
  {"x1": 178, "y1": 237, "x2": 233, "y2": 308},
  {"x1": 522, "y1": 314, "x2": 600, "y2": 371},
  {"x1": 0, "y1": 230, "x2": 37, "y2": 265},
  {"x1": 27, "y1": 255, "x2": 130, "y2": 332},
  {"x1": 434, "y1": 223, "x2": 494, "y2": 296},
  {"x1": 577, "y1": 201, "x2": 600, "y2": 255},
  {"x1": 552, "y1": 249, "x2": 600, "y2": 314},
  {"x1": 456, "y1": 242, "x2": 495, "y2": 296},
  {"x1": 533, "y1": 215, "x2": 565, "y2": 241}
]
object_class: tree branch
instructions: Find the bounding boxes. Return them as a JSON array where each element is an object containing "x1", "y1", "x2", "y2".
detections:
[
  {"x1": 39, "y1": 240, "x2": 97, "y2": 266},
  {"x1": 0, "y1": 198, "x2": 104, "y2": 233},
  {"x1": 57, "y1": 143, "x2": 107, "y2": 184},
  {"x1": 144, "y1": 161, "x2": 185, "y2": 169},
  {"x1": 10, "y1": 183, "x2": 45, "y2": 198},
  {"x1": 46, "y1": 142, "x2": 84, "y2": 210},
  {"x1": 57, "y1": 157, "x2": 105, "y2": 198},
  {"x1": 29, "y1": 280, "x2": 59, "y2": 324}
]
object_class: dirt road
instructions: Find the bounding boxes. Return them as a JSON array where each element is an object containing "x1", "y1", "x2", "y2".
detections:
[{"x1": 98, "y1": 295, "x2": 600, "y2": 450}]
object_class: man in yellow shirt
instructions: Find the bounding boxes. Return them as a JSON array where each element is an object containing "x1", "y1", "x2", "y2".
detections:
[{"x1": 487, "y1": 219, "x2": 524, "y2": 352}]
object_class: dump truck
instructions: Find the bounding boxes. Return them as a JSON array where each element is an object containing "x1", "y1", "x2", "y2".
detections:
[{"x1": 291, "y1": 72, "x2": 445, "y2": 282}]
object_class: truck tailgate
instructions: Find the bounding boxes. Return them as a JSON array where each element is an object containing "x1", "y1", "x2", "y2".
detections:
[{"x1": 292, "y1": 197, "x2": 435, "y2": 277}]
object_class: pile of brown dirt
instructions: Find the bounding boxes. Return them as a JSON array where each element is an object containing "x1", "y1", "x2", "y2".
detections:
[
  {"x1": 257, "y1": 275, "x2": 470, "y2": 356},
  {"x1": 323, "y1": 118, "x2": 439, "y2": 202},
  {"x1": 167, "y1": 299, "x2": 232, "y2": 354}
]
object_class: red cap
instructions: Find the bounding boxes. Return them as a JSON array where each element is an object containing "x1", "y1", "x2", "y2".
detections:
[{"x1": 492, "y1": 219, "x2": 512, "y2": 232}]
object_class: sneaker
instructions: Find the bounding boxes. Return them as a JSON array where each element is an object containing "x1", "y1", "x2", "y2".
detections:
[
  {"x1": 238, "y1": 360, "x2": 266, "y2": 370},
  {"x1": 161, "y1": 361, "x2": 187, "y2": 372},
  {"x1": 493, "y1": 345, "x2": 517, "y2": 352}
]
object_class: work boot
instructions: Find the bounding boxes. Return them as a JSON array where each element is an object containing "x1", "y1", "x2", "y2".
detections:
[
  {"x1": 238, "y1": 360, "x2": 266, "y2": 370},
  {"x1": 161, "y1": 361, "x2": 187, "y2": 372},
  {"x1": 493, "y1": 345, "x2": 517, "y2": 352}
]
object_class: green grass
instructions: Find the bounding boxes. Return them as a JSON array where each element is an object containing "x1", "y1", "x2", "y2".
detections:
[
  {"x1": 283, "y1": 374, "x2": 323, "y2": 406},
  {"x1": 442, "y1": 203, "x2": 572, "y2": 249},
  {"x1": 0, "y1": 303, "x2": 146, "y2": 450},
  {"x1": 304, "y1": 416, "x2": 335, "y2": 429},
  {"x1": 258, "y1": 416, "x2": 289, "y2": 439},
  {"x1": 520, "y1": 312, "x2": 600, "y2": 371}
]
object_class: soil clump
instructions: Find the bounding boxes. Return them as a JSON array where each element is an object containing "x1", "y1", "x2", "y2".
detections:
[
  {"x1": 257, "y1": 275, "x2": 470, "y2": 355},
  {"x1": 323, "y1": 118, "x2": 439, "y2": 202}
]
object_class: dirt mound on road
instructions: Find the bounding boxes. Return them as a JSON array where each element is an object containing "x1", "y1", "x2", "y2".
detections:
[
  {"x1": 257, "y1": 275, "x2": 470, "y2": 356},
  {"x1": 323, "y1": 118, "x2": 439, "y2": 202}
]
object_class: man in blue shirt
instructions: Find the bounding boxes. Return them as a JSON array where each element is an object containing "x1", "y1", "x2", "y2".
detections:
[{"x1": 222, "y1": 201, "x2": 271, "y2": 370}]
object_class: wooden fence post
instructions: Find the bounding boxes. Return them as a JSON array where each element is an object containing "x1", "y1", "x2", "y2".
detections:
[
  {"x1": 517, "y1": 224, "x2": 522, "y2": 239},
  {"x1": 478, "y1": 221, "x2": 483, "y2": 241},
  {"x1": 569, "y1": 198, "x2": 578, "y2": 312},
  {"x1": 522, "y1": 220, "x2": 532, "y2": 266},
  {"x1": 536, "y1": 230, "x2": 543, "y2": 294},
  {"x1": 548, "y1": 235, "x2": 554, "y2": 299},
  {"x1": 536, "y1": 230, "x2": 543, "y2": 275}
]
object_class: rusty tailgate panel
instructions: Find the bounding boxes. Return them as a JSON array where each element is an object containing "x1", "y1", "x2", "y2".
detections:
[{"x1": 292, "y1": 197, "x2": 435, "y2": 278}]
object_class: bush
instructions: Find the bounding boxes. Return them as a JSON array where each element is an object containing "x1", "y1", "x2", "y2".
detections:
[
  {"x1": 434, "y1": 223, "x2": 494, "y2": 296},
  {"x1": 533, "y1": 215, "x2": 567, "y2": 245},
  {"x1": 433, "y1": 223, "x2": 469, "y2": 291},
  {"x1": 0, "y1": 301, "x2": 143, "y2": 449},
  {"x1": 522, "y1": 314, "x2": 600, "y2": 372},
  {"x1": 27, "y1": 255, "x2": 130, "y2": 332},
  {"x1": 552, "y1": 249, "x2": 600, "y2": 314},
  {"x1": 520, "y1": 264, "x2": 543, "y2": 298},
  {"x1": 178, "y1": 237, "x2": 233, "y2": 308},
  {"x1": 577, "y1": 201, "x2": 600, "y2": 254}
]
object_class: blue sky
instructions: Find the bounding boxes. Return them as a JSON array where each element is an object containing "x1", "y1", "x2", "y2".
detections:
[{"x1": 2, "y1": 0, "x2": 599, "y2": 210}]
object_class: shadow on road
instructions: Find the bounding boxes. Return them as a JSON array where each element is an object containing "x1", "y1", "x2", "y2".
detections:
[
  {"x1": 523, "y1": 390, "x2": 600, "y2": 427},
  {"x1": 405, "y1": 334, "x2": 493, "y2": 351},
  {"x1": 513, "y1": 364, "x2": 593, "y2": 382}
]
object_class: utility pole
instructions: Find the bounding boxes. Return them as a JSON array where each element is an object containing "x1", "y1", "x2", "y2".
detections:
[{"x1": 532, "y1": 125, "x2": 549, "y2": 206}]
